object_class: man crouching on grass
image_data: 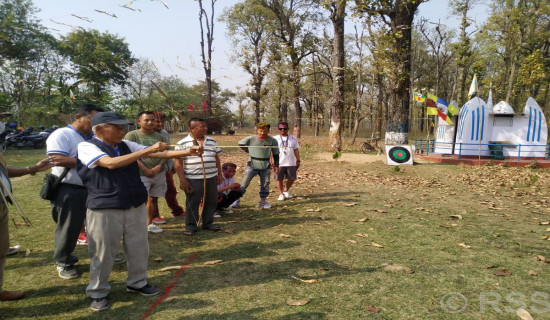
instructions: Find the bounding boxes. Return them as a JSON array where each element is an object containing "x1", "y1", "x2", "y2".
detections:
[{"x1": 76, "y1": 112, "x2": 202, "y2": 311}]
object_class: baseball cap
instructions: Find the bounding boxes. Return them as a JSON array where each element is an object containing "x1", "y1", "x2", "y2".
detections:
[{"x1": 91, "y1": 112, "x2": 131, "y2": 126}]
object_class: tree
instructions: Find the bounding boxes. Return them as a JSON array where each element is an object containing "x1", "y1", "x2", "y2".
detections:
[
  {"x1": 123, "y1": 58, "x2": 161, "y2": 113},
  {"x1": 58, "y1": 29, "x2": 135, "y2": 99},
  {"x1": 221, "y1": 0, "x2": 275, "y2": 125},
  {"x1": 259, "y1": 0, "x2": 322, "y2": 137},
  {"x1": 324, "y1": 0, "x2": 347, "y2": 151},
  {"x1": 197, "y1": 0, "x2": 217, "y2": 116},
  {"x1": 354, "y1": 0, "x2": 426, "y2": 145}
]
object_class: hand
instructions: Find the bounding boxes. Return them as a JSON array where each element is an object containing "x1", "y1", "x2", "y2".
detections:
[
  {"x1": 144, "y1": 168, "x2": 156, "y2": 178},
  {"x1": 230, "y1": 183, "x2": 241, "y2": 191},
  {"x1": 217, "y1": 174, "x2": 223, "y2": 185},
  {"x1": 296, "y1": 161, "x2": 300, "y2": 169},
  {"x1": 150, "y1": 142, "x2": 169, "y2": 153},
  {"x1": 179, "y1": 179, "x2": 191, "y2": 193},
  {"x1": 34, "y1": 158, "x2": 52, "y2": 172},
  {"x1": 189, "y1": 144, "x2": 203, "y2": 156},
  {"x1": 48, "y1": 154, "x2": 65, "y2": 167}
]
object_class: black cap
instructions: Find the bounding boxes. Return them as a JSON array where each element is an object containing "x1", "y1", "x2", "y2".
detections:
[{"x1": 91, "y1": 112, "x2": 131, "y2": 126}]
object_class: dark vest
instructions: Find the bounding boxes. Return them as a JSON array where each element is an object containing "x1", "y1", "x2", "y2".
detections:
[{"x1": 77, "y1": 139, "x2": 148, "y2": 210}]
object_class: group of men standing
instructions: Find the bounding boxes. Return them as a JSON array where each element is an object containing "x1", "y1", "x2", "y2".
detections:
[{"x1": 2, "y1": 106, "x2": 301, "y2": 312}]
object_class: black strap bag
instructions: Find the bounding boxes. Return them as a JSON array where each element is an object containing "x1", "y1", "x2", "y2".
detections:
[{"x1": 40, "y1": 168, "x2": 70, "y2": 201}]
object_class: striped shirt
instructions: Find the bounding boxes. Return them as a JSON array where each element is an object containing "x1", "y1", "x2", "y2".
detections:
[{"x1": 175, "y1": 134, "x2": 221, "y2": 179}]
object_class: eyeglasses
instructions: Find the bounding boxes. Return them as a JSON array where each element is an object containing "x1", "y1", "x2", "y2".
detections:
[{"x1": 278, "y1": 127, "x2": 289, "y2": 130}]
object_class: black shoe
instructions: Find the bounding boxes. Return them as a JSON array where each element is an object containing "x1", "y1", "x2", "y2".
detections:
[
  {"x1": 126, "y1": 284, "x2": 160, "y2": 296},
  {"x1": 203, "y1": 224, "x2": 221, "y2": 232},
  {"x1": 90, "y1": 297, "x2": 110, "y2": 311}
]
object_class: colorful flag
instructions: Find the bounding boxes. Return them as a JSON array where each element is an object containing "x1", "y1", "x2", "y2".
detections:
[
  {"x1": 413, "y1": 92, "x2": 426, "y2": 102},
  {"x1": 427, "y1": 93, "x2": 459, "y2": 121},
  {"x1": 468, "y1": 74, "x2": 478, "y2": 99},
  {"x1": 188, "y1": 102, "x2": 195, "y2": 111},
  {"x1": 427, "y1": 94, "x2": 453, "y2": 125},
  {"x1": 202, "y1": 101, "x2": 208, "y2": 111}
]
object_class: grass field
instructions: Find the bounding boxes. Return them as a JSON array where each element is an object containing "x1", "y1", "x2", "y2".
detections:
[{"x1": 1, "y1": 134, "x2": 550, "y2": 319}]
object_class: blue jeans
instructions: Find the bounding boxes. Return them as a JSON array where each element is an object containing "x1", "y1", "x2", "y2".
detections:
[{"x1": 240, "y1": 166, "x2": 271, "y2": 199}]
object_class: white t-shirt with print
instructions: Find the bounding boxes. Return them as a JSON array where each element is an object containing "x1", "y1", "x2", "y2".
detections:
[
  {"x1": 274, "y1": 135, "x2": 299, "y2": 167},
  {"x1": 78, "y1": 138, "x2": 146, "y2": 169}
]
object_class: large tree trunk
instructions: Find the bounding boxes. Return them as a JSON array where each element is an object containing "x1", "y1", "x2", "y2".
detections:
[
  {"x1": 291, "y1": 63, "x2": 302, "y2": 138},
  {"x1": 328, "y1": 0, "x2": 346, "y2": 150},
  {"x1": 384, "y1": 7, "x2": 416, "y2": 145}
]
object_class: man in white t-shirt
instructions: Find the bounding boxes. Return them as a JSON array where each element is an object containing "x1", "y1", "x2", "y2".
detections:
[
  {"x1": 46, "y1": 104, "x2": 104, "y2": 280},
  {"x1": 273, "y1": 122, "x2": 300, "y2": 201}
]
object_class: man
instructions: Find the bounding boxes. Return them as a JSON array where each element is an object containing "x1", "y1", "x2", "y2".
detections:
[
  {"x1": 153, "y1": 112, "x2": 185, "y2": 218},
  {"x1": 238, "y1": 122, "x2": 279, "y2": 208},
  {"x1": 0, "y1": 156, "x2": 50, "y2": 301},
  {"x1": 124, "y1": 111, "x2": 168, "y2": 233},
  {"x1": 77, "y1": 111, "x2": 202, "y2": 311},
  {"x1": 215, "y1": 162, "x2": 243, "y2": 217},
  {"x1": 174, "y1": 118, "x2": 222, "y2": 235},
  {"x1": 46, "y1": 104, "x2": 104, "y2": 279},
  {"x1": 273, "y1": 122, "x2": 300, "y2": 200}
]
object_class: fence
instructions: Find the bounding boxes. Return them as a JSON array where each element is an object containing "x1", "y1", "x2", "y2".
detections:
[{"x1": 414, "y1": 139, "x2": 550, "y2": 162}]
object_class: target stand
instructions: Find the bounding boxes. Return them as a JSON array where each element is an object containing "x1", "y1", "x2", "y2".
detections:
[{"x1": 385, "y1": 145, "x2": 413, "y2": 165}]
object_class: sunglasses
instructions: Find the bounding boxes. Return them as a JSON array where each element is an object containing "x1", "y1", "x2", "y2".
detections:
[{"x1": 278, "y1": 127, "x2": 289, "y2": 130}]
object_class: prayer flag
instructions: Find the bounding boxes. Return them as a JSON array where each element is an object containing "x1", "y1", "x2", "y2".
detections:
[
  {"x1": 188, "y1": 102, "x2": 195, "y2": 111},
  {"x1": 468, "y1": 74, "x2": 478, "y2": 99},
  {"x1": 413, "y1": 92, "x2": 426, "y2": 102},
  {"x1": 202, "y1": 101, "x2": 208, "y2": 111},
  {"x1": 426, "y1": 99, "x2": 439, "y2": 116}
]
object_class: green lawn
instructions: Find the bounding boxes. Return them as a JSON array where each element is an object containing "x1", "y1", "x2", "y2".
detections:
[{"x1": 1, "y1": 137, "x2": 550, "y2": 319}]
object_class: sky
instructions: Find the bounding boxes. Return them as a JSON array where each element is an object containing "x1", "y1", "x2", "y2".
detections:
[{"x1": 32, "y1": 0, "x2": 490, "y2": 93}]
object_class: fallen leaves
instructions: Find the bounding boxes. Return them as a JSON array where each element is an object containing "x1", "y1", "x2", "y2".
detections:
[
  {"x1": 367, "y1": 305, "x2": 381, "y2": 313},
  {"x1": 346, "y1": 240, "x2": 357, "y2": 244},
  {"x1": 450, "y1": 215, "x2": 463, "y2": 220},
  {"x1": 493, "y1": 269, "x2": 511, "y2": 277},
  {"x1": 291, "y1": 276, "x2": 318, "y2": 284},
  {"x1": 355, "y1": 233, "x2": 368, "y2": 238},
  {"x1": 203, "y1": 260, "x2": 223, "y2": 266},
  {"x1": 371, "y1": 242, "x2": 384, "y2": 248},
  {"x1": 286, "y1": 298, "x2": 310, "y2": 306},
  {"x1": 279, "y1": 233, "x2": 291, "y2": 238},
  {"x1": 516, "y1": 308, "x2": 534, "y2": 320},
  {"x1": 160, "y1": 266, "x2": 182, "y2": 272},
  {"x1": 353, "y1": 217, "x2": 369, "y2": 223},
  {"x1": 458, "y1": 243, "x2": 471, "y2": 249},
  {"x1": 528, "y1": 270, "x2": 538, "y2": 276},
  {"x1": 153, "y1": 257, "x2": 163, "y2": 262}
]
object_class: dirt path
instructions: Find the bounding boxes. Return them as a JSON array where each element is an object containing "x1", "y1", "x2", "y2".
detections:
[{"x1": 314, "y1": 152, "x2": 386, "y2": 164}]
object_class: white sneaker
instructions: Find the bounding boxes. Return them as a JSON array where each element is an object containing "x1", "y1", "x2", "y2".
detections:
[
  {"x1": 258, "y1": 201, "x2": 272, "y2": 209},
  {"x1": 213, "y1": 212, "x2": 222, "y2": 218},
  {"x1": 230, "y1": 199, "x2": 239, "y2": 208},
  {"x1": 148, "y1": 224, "x2": 163, "y2": 233},
  {"x1": 7, "y1": 245, "x2": 21, "y2": 256},
  {"x1": 283, "y1": 191, "x2": 293, "y2": 199},
  {"x1": 277, "y1": 194, "x2": 286, "y2": 201}
]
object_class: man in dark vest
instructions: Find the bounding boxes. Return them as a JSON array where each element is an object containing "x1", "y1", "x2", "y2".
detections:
[{"x1": 77, "y1": 112, "x2": 202, "y2": 311}]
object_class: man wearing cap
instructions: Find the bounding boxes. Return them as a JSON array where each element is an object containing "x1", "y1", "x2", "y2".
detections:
[
  {"x1": 46, "y1": 104, "x2": 104, "y2": 280},
  {"x1": 77, "y1": 111, "x2": 202, "y2": 311},
  {"x1": 238, "y1": 122, "x2": 279, "y2": 208}
]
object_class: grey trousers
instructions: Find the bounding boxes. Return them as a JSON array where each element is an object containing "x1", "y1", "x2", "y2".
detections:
[
  {"x1": 0, "y1": 202, "x2": 8, "y2": 293},
  {"x1": 86, "y1": 204, "x2": 149, "y2": 299},
  {"x1": 185, "y1": 176, "x2": 218, "y2": 231},
  {"x1": 51, "y1": 184, "x2": 87, "y2": 267}
]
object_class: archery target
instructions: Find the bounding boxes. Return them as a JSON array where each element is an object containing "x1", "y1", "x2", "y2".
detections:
[{"x1": 385, "y1": 145, "x2": 413, "y2": 165}]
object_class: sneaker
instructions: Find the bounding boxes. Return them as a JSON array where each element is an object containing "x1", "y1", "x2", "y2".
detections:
[
  {"x1": 152, "y1": 217, "x2": 167, "y2": 224},
  {"x1": 283, "y1": 191, "x2": 293, "y2": 199},
  {"x1": 148, "y1": 224, "x2": 163, "y2": 233},
  {"x1": 90, "y1": 297, "x2": 110, "y2": 311},
  {"x1": 126, "y1": 284, "x2": 160, "y2": 296},
  {"x1": 213, "y1": 212, "x2": 222, "y2": 218},
  {"x1": 114, "y1": 254, "x2": 126, "y2": 264},
  {"x1": 277, "y1": 194, "x2": 286, "y2": 201},
  {"x1": 219, "y1": 208, "x2": 233, "y2": 214},
  {"x1": 258, "y1": 201, "x2": 272, "y2": 209},
  {"x1": 57, "y1": 265, "x2": 79, "y2": 279},
  {"x1": 77, "y1": 233, "x2": 88, "y2": 246},
  {"x1": 7, "y1": 244, "x2": 21, "y2": 256},
  {"x1": 230, "y1": 199, "x2": 239, "y2": 208}
]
